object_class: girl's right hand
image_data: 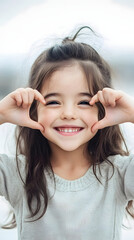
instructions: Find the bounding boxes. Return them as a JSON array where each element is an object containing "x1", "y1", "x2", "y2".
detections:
[{"x1": 0, "y1": 88, "x2": 45, "y2": 131}]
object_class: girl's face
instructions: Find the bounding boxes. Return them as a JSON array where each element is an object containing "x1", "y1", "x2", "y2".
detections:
[{"x1": 37, "y1": 64, "x2": 98, "y2": 152}]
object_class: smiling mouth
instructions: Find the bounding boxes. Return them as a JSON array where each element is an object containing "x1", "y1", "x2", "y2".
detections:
[{"x1": 54, "y1": 127, "x2": 84, "y2": 135}]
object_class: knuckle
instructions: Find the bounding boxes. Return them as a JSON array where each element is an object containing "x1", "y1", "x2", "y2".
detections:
[
  {"x1": 15, "y1": 92, "x2": 21, "y2": 98},
  {"x1": 34, "y1": 89, "x2": 41, "y2": 95},
  {"x1": 33, "y1": 89, "x2": 38, "y2": 93},
  {"x1": 102, "y1": 88, "x2": 109, "y2": 93},
  {"x1": 97, "y1": 90, "x2": 102, "y2": 96},
  {"x1": 26, "y1": 87, "x2": 34, "y2": 94},
  {"x1": 26, "y1": 87, "x2": 32, "y2": 91},
  {"x1": 16, "y1": 88, "x2": 25, "y2": 92}
]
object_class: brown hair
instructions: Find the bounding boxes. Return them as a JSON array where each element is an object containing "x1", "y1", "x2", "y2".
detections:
[{"x1": 10, "y1": 26, "x2": 134, "y2": 225}]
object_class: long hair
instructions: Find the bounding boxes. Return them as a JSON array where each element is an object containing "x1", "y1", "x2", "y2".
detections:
[{"x1": 8, "y1": 26, "x2": 134, "y2": 225}]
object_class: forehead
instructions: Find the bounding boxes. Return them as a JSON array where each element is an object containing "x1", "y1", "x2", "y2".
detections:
[{"x1": 41, "y1": 64, "x2": 90, "y2": 94}]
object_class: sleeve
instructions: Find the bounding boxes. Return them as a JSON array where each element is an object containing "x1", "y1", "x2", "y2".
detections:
[
  {"x1": 0, "y1": 154, "x2": 25, "y2": 207},
  {"x1": 114, "y1": 154, "x2": 134, "y2": 201}
]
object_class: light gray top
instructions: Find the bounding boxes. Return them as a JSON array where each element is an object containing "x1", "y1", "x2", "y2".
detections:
[{"x1": 0, "y1": 153, "x2": 134, "y2": 240}]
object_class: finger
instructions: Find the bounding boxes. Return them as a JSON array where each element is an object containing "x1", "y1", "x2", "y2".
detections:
[
  {"x1": 90, "y1": 94, "x2": 99, "y2": 105},
  {"x1": 91, "y1": 118, "x2": 109, "y2": 133},
  {"x1": 13, "y1": 92, "x2": 23, "y2": 107},
  {"x1": 33, "y1": 89, "x2": 46, "y2": 105},
  {"x1": 96, "y1": 91, "x2": 106, "y2": 106},
  {"x1": 20, "y1": 90, "x2": 29, "y2": 109},
  {"x1": 106, "y1": 96, "x2": 116, "y2": 107},
  {"x1": 26, "y1": 119, "x2": 44, "y2": 131},
  {"x1": 18, "y1": 88, "x2": 46, "y2": 108},
  {"x1": 28, "y1": 90, "x2": 35, "y2": 105},
  {"x1": 90, "y1": 91, "x2": 106, "y2": 106},
  {"x1": 102, "y1": 89, "x2": 116, "y2": 107},
  {"x1": 12, "y1": 88, "x2": 29, "y2": 109}
]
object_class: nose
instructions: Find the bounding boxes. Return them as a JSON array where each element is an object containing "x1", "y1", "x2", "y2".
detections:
[{"x1": 60, "y1": 105, "x2": 77, "y2": 120}]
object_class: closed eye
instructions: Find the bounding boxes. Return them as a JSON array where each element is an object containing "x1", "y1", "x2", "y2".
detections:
[
  {"x1": 46, "y1": 100, "x2": 92, "y2": 106},
  {"x1": 46, "y1": 101, "x2": 60, "y2": 105},
  {"x1": 79, "y1": 101, "x2": 91, "y2": 106}
]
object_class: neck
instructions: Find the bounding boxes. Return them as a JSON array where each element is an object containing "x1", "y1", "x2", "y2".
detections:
[{"x1": 50, "y1": 143, "x2": 91, "y2": 171}]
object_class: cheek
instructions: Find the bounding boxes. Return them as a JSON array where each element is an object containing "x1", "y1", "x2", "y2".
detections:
[
  {"x1": 37, "y1": 109, "x2": 58, "y2": 127},
  {"x1": 82, "y1": 108, "x2": 98, "y2": 126}
]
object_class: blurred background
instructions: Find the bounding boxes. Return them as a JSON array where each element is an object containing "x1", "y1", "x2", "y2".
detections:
[{"x1": 0, "y1": 0, "x2": 134, "y2": 239}]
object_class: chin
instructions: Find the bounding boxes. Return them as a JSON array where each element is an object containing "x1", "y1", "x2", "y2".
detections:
[
  {"x1": 57, "y1": 143, "x2": 85, "y2": 152},
  {"x1": 61, "y1": 147, "x2": 79, "y2": 152}
]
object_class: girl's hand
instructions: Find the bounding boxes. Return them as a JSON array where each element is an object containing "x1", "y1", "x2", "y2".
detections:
[
  {"x1": 0, "y1": 88, "x2": 46, "y2": 131},
  {"x1": 90, "y1": 88, "x2": 134, "y2": 132}
]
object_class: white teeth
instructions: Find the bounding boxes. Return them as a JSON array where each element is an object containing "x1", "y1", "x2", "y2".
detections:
[{"x1": 57, "y1": 128, "x2": 80, "y2": 133}]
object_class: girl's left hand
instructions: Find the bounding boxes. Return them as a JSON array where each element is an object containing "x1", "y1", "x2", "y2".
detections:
[{"x1": 90, "y1": 88, "x2": 134, "y2": 132}]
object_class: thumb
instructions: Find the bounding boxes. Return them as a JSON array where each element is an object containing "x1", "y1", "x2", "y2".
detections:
[
  {"x1": 91, "y1": 118, "x2": 109, "y2": 133},
  {"x1": 26, "y1": 119, "x2": 44, "y2": 131}
]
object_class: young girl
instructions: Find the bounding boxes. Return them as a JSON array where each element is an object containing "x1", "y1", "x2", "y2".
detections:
[{"x1": 0, "y1": 26, "x2": 134, "y2": 240}]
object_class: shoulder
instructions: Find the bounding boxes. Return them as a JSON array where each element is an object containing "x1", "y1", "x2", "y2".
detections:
[
  {"x1": 98, "y1": 154, "x2": 134, "y2": 180},
  {"x1": 0, "y1": 153, "x2": 26, "y2": 179},
  {"x1": 0, "y1": 153, "x2": 26, "y2": 166},
  {"x1": 108, "y1": 154, "x2": 134, "y2": 201},
  {"x1": 0, "y1": 154, "x2": 26, "y2": 206},
  {"x1": 103, "y1": 154, "x2": 134, "y2": 184},
  {"x1": 108, "y1": 154, "x2": 134, "y2": 169}
]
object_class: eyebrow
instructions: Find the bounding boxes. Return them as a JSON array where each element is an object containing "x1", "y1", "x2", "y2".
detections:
[{"x1": 44, "y1": 92, "x2": 93, "y2": 99}]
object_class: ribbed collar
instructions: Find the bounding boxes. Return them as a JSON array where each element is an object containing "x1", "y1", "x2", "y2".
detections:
[{"x1": 45, "y1": 166, "x2": 97, "y2": 192}]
